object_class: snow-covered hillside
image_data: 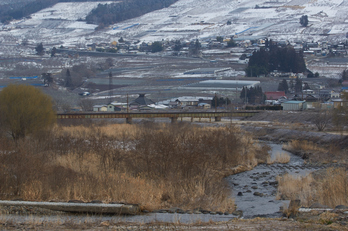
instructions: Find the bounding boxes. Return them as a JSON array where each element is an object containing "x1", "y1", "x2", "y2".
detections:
[{"x1": 1, "y1": 0, "x2": 348, "y2": 47}]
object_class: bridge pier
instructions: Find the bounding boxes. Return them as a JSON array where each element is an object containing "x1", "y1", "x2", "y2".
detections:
[
  {"x1": 171, "y1": 117, "x2": 178, "y2": 123},
  {"x1": 191, "y1": 117, "x2": 193, "y2": 122},
  {"x1": 215, "y1": 116, "x2": 221, "y2": 122},
  {"x1": 126, "y1": 117, "x2": 133, "y2": 124}
]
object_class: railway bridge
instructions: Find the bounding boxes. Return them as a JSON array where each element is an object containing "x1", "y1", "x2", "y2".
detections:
[{"x1": 57, "y1": 111, "x2": 259, "y2": 124}]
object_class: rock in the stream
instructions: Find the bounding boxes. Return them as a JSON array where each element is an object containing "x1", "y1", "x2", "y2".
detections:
[
  {"x1": 237, "y1": 192, "x2": 243, "y2": 196},
  {"x1": 334, "y1": 205, "x2": 348, "y2": 210},
  {"x1": 309, "y1": 203, "x2": 331, "y2": 209},
  {"x1": 68, "y1": 200, "x2": 84, "y2": 203},
  {"x1": 88, "y1": 200, "x2": 102, "y2": 204},
  {"x1": 253, "y1": 192, "x2": 263, "y2": 197},
  {"x1": 232, "y1": 210, "x2": 243, "y2": 217}
]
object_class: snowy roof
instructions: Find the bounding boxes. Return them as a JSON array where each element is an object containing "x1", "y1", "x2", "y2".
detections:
[
  {"x1": 158, "y1": 96, "x2": 213, "y2": 105},
  {"x1": 282, "y1": 101, "x2": 306, "y2": 104},
  {"x1": 93, "y1": 105, "x2": 107, "y2": 108},
  {"x1": 184, "y1": 68, "x2": 231, "y2": 75},
  {"x1": 183, "y1": 80, "x2": 260, "y2": 90}
]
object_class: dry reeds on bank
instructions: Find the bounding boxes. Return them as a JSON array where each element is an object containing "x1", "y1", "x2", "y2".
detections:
[
  {"x1": 267, "y1": 152, "x2": 291, "y2": 164},
  {"x1": 276, "y1": 167, "x2": 348, "y2": 207},
  {"x1": 0, "y1": 123, "x2": 268, "y2": 211}
]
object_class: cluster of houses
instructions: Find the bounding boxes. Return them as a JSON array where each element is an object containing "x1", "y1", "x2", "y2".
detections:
[
  {"x1": 92, "y1": 86, "x2": 348, "y2": 113},
  {"x1": 81, "y1": 36, "x2": 348, "y2": 60},
  {"x1": 265, "y1": 80, "x2": 348, "y2": 111},
  {"x1": 93, "y1": 94, "x2": 213, "y2": 112}
]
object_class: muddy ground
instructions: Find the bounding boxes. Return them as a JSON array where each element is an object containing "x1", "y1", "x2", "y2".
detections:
[{"x1": 1, "y1": 217, "x2": 348, "y2": 230}]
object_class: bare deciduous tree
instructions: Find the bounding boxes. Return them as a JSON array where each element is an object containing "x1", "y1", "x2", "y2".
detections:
[{"x1": 314, "y1": 110, "x2": 331, "y2": 131}]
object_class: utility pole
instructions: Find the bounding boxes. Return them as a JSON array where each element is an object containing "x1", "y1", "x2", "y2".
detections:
[
  {"x1": 244, "y1": 86, "x2": 247, "y2": 108},
  {"x1": 127, "y1": 93, "x2": 129, "y2": 113},
  {"x1": 215, "y1": 93, "x2": 217, "y2": 112},
  {"x1": 108, "y1": 71, "x2": 113, "y2": 104}
]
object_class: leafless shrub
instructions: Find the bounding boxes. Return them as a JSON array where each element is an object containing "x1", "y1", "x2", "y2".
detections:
[{"x1": 313, "y1": 110, "x2": 331, "y2": 131}]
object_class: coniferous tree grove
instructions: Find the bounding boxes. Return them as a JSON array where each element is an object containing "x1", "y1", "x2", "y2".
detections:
[
  {"x1": 86, "y1": 0, "x2": 179, "y2": 29},
  {"x1": 240, "y1": 86, "x2": 265, "y2": 104},
  {"x1": 0, "y1": 0, "x2": 99, "y2": 23},
  {"x1": 277, "y1": 79, "x2": 289, "y2": 94},
  {"x1": 245, "y1": 46, "x2": 307, "y2": 77}
]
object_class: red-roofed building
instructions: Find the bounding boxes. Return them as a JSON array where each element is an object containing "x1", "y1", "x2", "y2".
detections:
[
  {"x1": 265, "y1": 91, "x2": 286, "y2": 100},
  {"x1": 342, "y1": 80, "x2": 348, "y2": 86}
]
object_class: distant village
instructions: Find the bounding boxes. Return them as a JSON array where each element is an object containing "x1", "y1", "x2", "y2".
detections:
[
  {"x1": 60, "y1": 35, "x2": 348, "y2": 60},
  {"x1": 64, "y1": 36, "x2": 348, "y2": 113}
]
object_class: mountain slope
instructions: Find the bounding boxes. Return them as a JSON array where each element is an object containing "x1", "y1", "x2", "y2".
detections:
[{"x1": 1, "y1": 0, "x2": 347, "y2": 47}]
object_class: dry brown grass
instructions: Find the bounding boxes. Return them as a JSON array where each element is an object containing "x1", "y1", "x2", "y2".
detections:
[
  {"x1": 267, "y1": 152, "x2": 291, "y2": 164},
  {"x1": 283, "y1": 140, "x2": 326, "y2": 153},
  {"x1": 277, "y1": 168, "x2": 348, "y2": 207},
  {"x1": 276, "y1": 174, "x2": 316, "y2": 206},
  {"x1": 282, "y1": 139, "x2": 348, "y2": 164},
  {"x1": 0, "y1": 123, "x2": 268, "y2": 212}
]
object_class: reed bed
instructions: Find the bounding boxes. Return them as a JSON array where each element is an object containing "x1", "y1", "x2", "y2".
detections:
[
  {"x1": 0, "y1": 123, "x2": 269, "y2": 211},
  {"x1": 276, "y1": 167, "x2": 348, "y2": 207},
  {"x1": 267, "y1": 152, "x2": 291, "y2": 164}
]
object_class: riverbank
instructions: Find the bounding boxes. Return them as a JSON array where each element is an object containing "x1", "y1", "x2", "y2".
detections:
[{"x1": 1, "y1": 215, "x2": 347, "y2": 230}]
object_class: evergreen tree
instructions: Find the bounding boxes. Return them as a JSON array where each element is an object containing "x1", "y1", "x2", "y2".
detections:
[
  {"x1": 151, "y1": 41, "x2": 163, "y2": 53},
  {"x1": 245, "y1": 46, "x2": 306, "y2": 77},
  {"x1": 35, "y1": 42, "x2": 44, "y2": 55},
  {"x1": 51, "y1": 47, "x2": 56, "y2": 57},
  {"x1": 42, "y1": 73, "x2": 53, "y2": 86},
  {"x1": 65, "y1": 69, "x2": 72, "y2": 88},
  {"x1": 341, "y1": 69, "x2": 348, "y2": 81},
  {"x1": 277, "y1": 79, "x2": 289, "y2": 93},
  {"x1": 227, "y1": 38, "x2": 237, "y2": 47},
  {"x1": 289, "y1": 79, "x2": 294, "y2": 92},
  {"x1": 240, "y1": 86, "x2": 265, "y2": 104},
  {"x1": 212, "y1": 96, "x2": 231, "y2": 107},
  {"x1": 300, "y1": 15, "x2": 308, "y2": 27},
  {"x1": 294, "y1": 78, "x2": 303, "y2": 93},
  {"x1": 216, "y1": 36, "x2": 223, "y2": 42},
  {"x1": 189, "y1": 39, "x2": 201, "y2": 56},
  {"x1": 173, "y1": 40, "x2": 182, "y2": 51}
]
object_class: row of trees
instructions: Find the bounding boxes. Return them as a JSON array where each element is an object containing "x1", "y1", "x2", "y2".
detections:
[
  {"x1": 86, "y1": 0, "x2": 178, "y2": 29},
  {"x1": 240, "y1": 86, "x2": 266, "y2": 104},
  {"x1": 245, "y1": 45, "x2": 307, "y2": 77},
  {"x1": 277, "y1": 78, "x2": 303, "y2": 94}
]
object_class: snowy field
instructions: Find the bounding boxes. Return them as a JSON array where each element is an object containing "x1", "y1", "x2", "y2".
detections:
[{"x1": 0, "y1": 0, "x2": 347, "y2": 48}]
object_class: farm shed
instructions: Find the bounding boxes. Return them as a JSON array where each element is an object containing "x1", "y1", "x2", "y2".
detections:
[{"x1": 281, "y1": 101, "x2": 307, "y2": 111}]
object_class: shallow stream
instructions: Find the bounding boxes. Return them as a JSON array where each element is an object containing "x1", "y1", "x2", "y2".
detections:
[{"x1": 227, "y1": 142, "x2": 324, "y2": 218}]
